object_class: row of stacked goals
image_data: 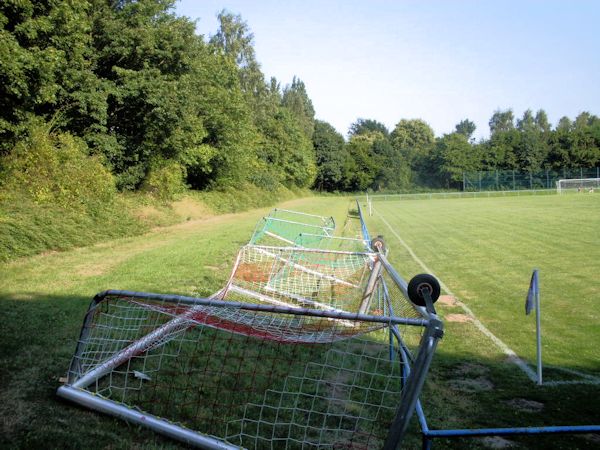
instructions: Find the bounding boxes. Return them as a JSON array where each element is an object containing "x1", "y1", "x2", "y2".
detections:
[{"x1": 57, "y1": 202, "x2": 445, "y2": 449}]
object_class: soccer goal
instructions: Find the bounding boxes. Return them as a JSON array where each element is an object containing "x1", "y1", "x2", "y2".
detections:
[
  {"x1": 58, "y1": 242, "x2": 443, "y2": 449},
  {"x1": 249, "y1": 209, "x2": 335, "y2": 246},
  {"x1": 556, "y1": 177, "x2": 600, "y2": 194}
]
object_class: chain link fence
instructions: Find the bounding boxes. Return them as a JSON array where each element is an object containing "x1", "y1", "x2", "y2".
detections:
[{"x1": 463, "y1": 167, "x2": 600, "y2": 191}]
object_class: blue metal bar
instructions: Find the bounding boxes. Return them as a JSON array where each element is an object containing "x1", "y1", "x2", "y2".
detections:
[
  {"x1": 383, "y1": 319, "x2": 444, "y2": 450},
  {"x1": 424, "y1": 425, "x2": 600, "y2": 438},
  {"x1": 355, "y1": 199, "x2": 371, "y2": 243}
]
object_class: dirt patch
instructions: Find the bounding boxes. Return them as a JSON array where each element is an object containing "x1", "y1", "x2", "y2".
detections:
[
  {"x1": 75, "y1": 240, "x2": 167, "y2": 278},
  {"x1": 75, "y1": 267, "x2": 105, "y2": 277},
  {"x1": 449, "y1": 376, "x2": 494, "y2": 392},
  {"x1": 437, "y1": 294, "x2": 458, "y2": 306},
  {"x1": 505, "y1": 398, "x2": 544, "y2": 413},
  {"x1": 445, "y1": 313, "x2": 473, "y2": 323},
  {"x1": 133, "y1": 205, "x2": 165, "y2": 221},
  {"x1": 234, "y1": 263, "x2": 271, "y2": 283},
  {"x1": 479, "y1": 436, "x2": 518, "y2": 448}
]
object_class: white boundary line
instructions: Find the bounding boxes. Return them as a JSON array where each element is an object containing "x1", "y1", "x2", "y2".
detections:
[{"x1": 375, "y1": 209, "x2": 600, "y2": 386}]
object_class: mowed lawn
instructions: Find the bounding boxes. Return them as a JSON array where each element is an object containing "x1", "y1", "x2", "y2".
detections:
[
  {"x1": 369, "y1": 194, "x2": 600, "y2": 375},
  {"x1": 0, "y1": 197, "x2": 354, "y2": 449},
  {"x1": 1, "y1": 194, "x2": 598, "y2": 449}
]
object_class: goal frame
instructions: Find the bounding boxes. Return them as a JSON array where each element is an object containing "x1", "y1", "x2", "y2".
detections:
[
  {"x1": 556, "y1": 177, "x2": 600, "y2": 194},
  {"x1": 57, "y1": 203, "x2": 444, "y2": 448},
  {"x1": 58, "y1": 284, "x2": 443, "y2": 449}
]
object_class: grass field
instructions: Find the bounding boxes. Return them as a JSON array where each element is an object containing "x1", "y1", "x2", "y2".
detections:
[
  {"x1": 368, "y1": 194, "x2": 599, "y2": 374},
  {"x1": 1, "y1": 194, "x2": 598, "y2": 449},
  {"x1": 366, "y1": 193, "x2": 600, "y2": 448}
]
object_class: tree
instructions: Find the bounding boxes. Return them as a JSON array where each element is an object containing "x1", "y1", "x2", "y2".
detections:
[
  {"x1": 210, "y1": 10, "x2": 273, "y2": 125},
  {"x1": 344, "y1": 134, "x2": 378, "y2": 191},
  {"x1": 0, "y1": 0, "x2": 103, "y2": 154},
  {"x1": 515, "y1": 109, "x2": 549, "y2": 172},
  {"x1": 258, "y1": 109, "x2": 316, "y2": 188},
  {"x1": 390, "y1": 119, "x2": 435, "y2": 171},
  {"x1": 568, "y1": 112, "x2": 600, "y2": 167},
  {"x1": 312, "y1": 120, "x2": 347, "y2": 191},
  {"x1": 282, "y1": 77, "x2": 315, "y2": 139},
  {"x1": 489, "y1": 109, "x2": 515, "y2": 135},
  {"x1": 370, "y1": 137, "x2": 410, "y2": 191},
  {"x1": 430, "y1": 133, "x2": 479, "y2": 188},
  {"x1": 454, "y1": 119, "x2": 476, "y2": 140},
  {"x1": 348, "y1": 119, "x2": 389, "y2": 138},
  {"x1": 209, "y1": 10, "x2": 255, "y2": 68},
  {"x1": 534, "y1": 109, "x2": 551, "y2": 134}
]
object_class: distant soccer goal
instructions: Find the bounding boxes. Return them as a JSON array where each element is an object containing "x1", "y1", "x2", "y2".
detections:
[{"x1": 556, "y1": 177, "x2": 600, "y2": 194}]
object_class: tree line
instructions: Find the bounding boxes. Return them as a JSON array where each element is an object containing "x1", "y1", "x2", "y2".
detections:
[
  {"x1": 2, "y1": 0, "x2": 599, "y2": 200},
  {"x1": 315, "y1": 109, "x2": 600, "y2": 192}
]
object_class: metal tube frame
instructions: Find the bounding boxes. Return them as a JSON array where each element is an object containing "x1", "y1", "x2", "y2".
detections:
[
  {"x1": 60, "y1": 206, "x2": 446, "y2": 449},
  {"x1": 57, "y1": 386, "x2": 236, "y2": 450},
  {"x1": 271, "y1": 208, "x2": 335, "y2": 229},
  {"x1": 61, "y1": 268, "x2": 440, "y2": 449}
]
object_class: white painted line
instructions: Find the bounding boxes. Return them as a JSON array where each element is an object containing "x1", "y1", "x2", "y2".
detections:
[
  {"x1": 375, "y1": 210, "x2": 538, "y2": 382},
  {"x1": 376, "y1": 208, "x2": 600, "y2": 386}
]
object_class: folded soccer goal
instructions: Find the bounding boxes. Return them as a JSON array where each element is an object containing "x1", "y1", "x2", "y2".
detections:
[
  {"x1": 58, "y1": 240, "x2": 442, "y2": 449},
  {"x1": 249, "y1": 209, "x2": 335, "y2": 246},
  {"x1": 58, "y1": 205, "x2": 442, "y2": 448}
]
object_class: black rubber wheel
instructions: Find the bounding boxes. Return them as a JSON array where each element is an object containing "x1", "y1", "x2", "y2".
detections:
[
  {"x1": 370, "y1": 235, "x2": 386, "y2": 253},
  {"x1": 407, "y1": 274, "x2": 441, "y2": 306}
]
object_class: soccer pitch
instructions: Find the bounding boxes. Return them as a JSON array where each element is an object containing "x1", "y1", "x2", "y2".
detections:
[{"x1": 368, "y1": 194, "x2": 600, "y2": 380}]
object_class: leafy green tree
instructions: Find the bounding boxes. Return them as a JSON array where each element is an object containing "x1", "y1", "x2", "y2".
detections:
[
  {"x1": 430, "y1": 133, "x2": 479, "y2": 188},
  {"x1": 515, "y1": 109, "x2": 549, "y2": 171},
  {"x1": 370, "y1": 136, "x2": 410, "y2": 191},
  {"x1": 210, "y1": 10, "x2": 273, "y2": 124},
  {"x1": 485, "y1": 109, "x2": 520, "y2": 169},
  {"x1": 259, "y1": 109, "x2": 316, "y2": 188},
  {"x1": 282, "y1": 77, "x2": 315, "y2": 140},
  {"x1": 343, "y1": 134, "x2": 378, "y2": 191},
  {"x1": 0, "y1": 0, "x2": 103, "y2": 154},
  {"x1": 348, "y1": 119, "x2": 389, "y2": 138},
  {"x1": 312, "y1": 120, "x2": 347, "y2": 191},
  {"x1": 535, "y1": 109, "x2": 551, "y2": 134},
  {"x1": 548, "y1": 118, "x2": 574, "y2": 169},
  {"x1": 182, "y1": 50, "x2": 257, "y2": 189},
  {"x1": 568, "y1": 112, "x2": 600, "y2": 167},
  {"x1": 489, "y1": 109, "x2": 515, "y2": 135},
  {"x1": 454, "y1": 119, "x2": 476, "y2": 140},
  {"x1": 390, "y1": 119, "x2": 435, "y2": 172}
]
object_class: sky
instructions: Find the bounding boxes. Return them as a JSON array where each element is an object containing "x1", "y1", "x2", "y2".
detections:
[{"x1": 175, "y1": 0, "x2": 600, "y2": 140}]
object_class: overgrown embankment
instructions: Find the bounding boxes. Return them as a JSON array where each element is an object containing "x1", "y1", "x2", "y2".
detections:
[
  {"x1": 0, "y1": 187, "x2": 303, "y2": 263},
  {"x1": 0, "y1": 124, "x2": 304, "y2": 263}
]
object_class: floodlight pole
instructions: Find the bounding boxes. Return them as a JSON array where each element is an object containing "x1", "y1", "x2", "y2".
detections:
[{"x1": 535, "y1": 272, "x2": 542, "y2": 385}]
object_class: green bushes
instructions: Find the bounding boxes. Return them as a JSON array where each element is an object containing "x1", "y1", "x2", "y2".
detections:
[
  {"x1": 141, "y1": 159, "x2": 186, "y2": 202},
  {"x1": 195, "y1": 183, "x2": 302, "y2": 214},
  {"x1": 0, "y1": 123, "x2": 115, "y2": 212},
  {"x1": 0, "y1": 124, "x2": 304, "y2": 262}
]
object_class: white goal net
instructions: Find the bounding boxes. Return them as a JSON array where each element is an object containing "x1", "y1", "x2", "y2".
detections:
[
  {"x1": 556, "y1": 178, "x2": 600, "y2": 194},
  {"x1": 57, "y1": 205, "x2": 443, "y2": 449}
]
